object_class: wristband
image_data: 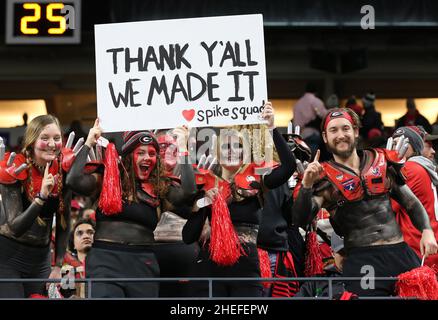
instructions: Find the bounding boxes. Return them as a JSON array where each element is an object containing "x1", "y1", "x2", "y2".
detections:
[
  {"x1": 35, "y1": 192, "x2": 48, "y2": 201},
  {"x1": 178, "y1": 151, "x2": 189, "y2": 157}
]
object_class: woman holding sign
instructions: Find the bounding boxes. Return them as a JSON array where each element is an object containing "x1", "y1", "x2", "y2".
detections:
[
  {"x1": 0, "y1": 115, "x2": 73, "y2": 298},
  {"x1": 66, "y1": 120, "x2": 196, "y2": 298},
  {"x1": 182, "y1": 102, "x2": 297, "y2": 297}
]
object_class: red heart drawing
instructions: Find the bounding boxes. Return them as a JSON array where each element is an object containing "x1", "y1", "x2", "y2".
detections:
[{"x1": 182, "y1": 109, "x2": 195, "y2": 122}]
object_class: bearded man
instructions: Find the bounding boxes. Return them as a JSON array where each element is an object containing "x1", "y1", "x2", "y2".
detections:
[{"x1": 292, "y1": 108, "x2": 437, "y2": 297}]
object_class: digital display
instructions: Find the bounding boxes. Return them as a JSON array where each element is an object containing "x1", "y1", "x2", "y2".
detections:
[{"x1": 6, "y1": 0, "x2": 81, "y2": 44}]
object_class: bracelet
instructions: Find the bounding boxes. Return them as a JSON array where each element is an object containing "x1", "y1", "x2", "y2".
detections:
[
  {"x1": 35, "y1": 192, "x2": 48, "y2": 201},
  {"x1": 178, "y1": 151, "x2": 189, "y2": 157}
]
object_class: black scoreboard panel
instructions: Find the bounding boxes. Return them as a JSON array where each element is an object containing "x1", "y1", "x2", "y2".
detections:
[{"x1": 6, "y1": 0, "x2": 81, "y2": 44}]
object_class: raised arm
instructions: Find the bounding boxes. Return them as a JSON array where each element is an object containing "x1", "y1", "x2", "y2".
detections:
[
  {"x1": 291, "y1": 150, "x2": 324, "y2": 228},
  {"x1": 260, "y1": 102, "x2": 296, "y2": 189},
  {"x1": 292, "y1": 186, "x2": 323, "y2": 228},
  {"x1": 0, "y1": 163, "x2": 56, "y2": 237},
  {"x1": 66, "y1": 119, "x2": 101, "y2": 196},
  {"x1": 166, "y1": 127, "x2": 197, "y2": 207},
  {"x1": 182, "y1": 188, "x2": 216, "y2": 244}
]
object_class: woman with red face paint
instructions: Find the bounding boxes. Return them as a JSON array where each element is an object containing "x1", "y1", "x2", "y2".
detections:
[
  {"x1": 66, "y1": 120, "x2": 196, "y2": 298},
  {"x1": 0, "y1": 115, "x2": 72, "y2": 298},
  {"x1": 182, "y1": 102, "x2": 297, "y2": 297}
]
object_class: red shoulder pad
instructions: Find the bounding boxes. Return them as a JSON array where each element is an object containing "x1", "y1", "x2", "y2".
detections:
[
  {"x1": 321, "y1": 162, "x2": 364, "y2": 201},
  {"x1": 61, "y1": 148, "x2": 75, "y2": 173},
  {"x1": 0, "y1": 152, "x2": 28, "y2": 184},
  {"x1": 379, "y1": 148, "x2": 405, "y2": 166}
]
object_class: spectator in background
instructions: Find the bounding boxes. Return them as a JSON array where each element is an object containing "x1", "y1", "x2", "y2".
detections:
[
  {"x1": 344, "y1": 96, "x2": 363, "y2": 117},
  {"x1": 70, "y1": 200, "x2": 82, "y2": 226},
  {"x1": 360, "y1": 92, "x2": 384, "y2": 141},
  {"x1": 62, "y1": 218, "x2": 95, "y2": 298},
  {"x1": 293, "y1": 82, "x2": 328, "y2": 156},
  {"x1": 82, "y1": 208, "x2": 96, "y2": 222},
  {"x1": 396, "y1": 98, "x2": 432, "y2": 133},
  {"x1": 65, "y1": 120, "x2": 87, "y2": 146},
  {"x1": 325, "y1": 94, "x2": 339, "y2": 110},
  {"x1": 391, "y1": 126, "x2": 438, "y2": 268},
  {"x1": 423, "y1": 134, "x2": 438, "y2": 164}
]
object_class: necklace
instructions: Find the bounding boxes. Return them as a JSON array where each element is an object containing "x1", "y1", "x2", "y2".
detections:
[{"x1": 30, "y1": 159, "x2": 46, "y2": 173}]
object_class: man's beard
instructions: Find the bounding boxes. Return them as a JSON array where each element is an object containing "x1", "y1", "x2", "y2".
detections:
[{"x1": 326, "y1": 137, "x2": 357, "y2": 159}]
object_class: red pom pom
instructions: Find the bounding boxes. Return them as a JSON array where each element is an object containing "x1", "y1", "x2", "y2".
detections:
[
  {"x1": 396, "y1": 266, "x2": 438, "y2": 300},
  {"x1": 29, "y1": 294, "x2": 47, "y2": 299},
  {"x1": 258, "y1": 248, "x2": 273, "y2": 288},
  {"x1": 98, "y1": 143, "x2": 122, "y2": 215},
  {"x1": 304, "y1": 231, "x2": 324, "y2": 277},
  {"x1": 209, "y1": 192, "x2": 244, "y2": 266}
]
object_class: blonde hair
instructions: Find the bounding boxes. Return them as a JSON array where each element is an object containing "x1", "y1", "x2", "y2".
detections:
[
  {"x1": 223, "y1": 124, "x2": 280, "y2": 164},
  {"x1": 21, "y1": 114, "x2": 61, "y2": 158}
]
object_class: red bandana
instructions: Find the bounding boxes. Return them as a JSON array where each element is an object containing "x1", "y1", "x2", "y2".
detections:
[{"x1": 324, "y1": 111, "x2": 354, "y2": 131}]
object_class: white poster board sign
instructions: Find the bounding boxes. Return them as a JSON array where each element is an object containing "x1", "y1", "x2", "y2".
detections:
[{"x1": 95, "y1": 14, "x2": 267, "y2": 132}]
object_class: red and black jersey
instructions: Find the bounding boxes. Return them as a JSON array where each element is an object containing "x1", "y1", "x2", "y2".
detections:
[{"x1": 321, "y1": 149, "x2": 393, "y2": 202}]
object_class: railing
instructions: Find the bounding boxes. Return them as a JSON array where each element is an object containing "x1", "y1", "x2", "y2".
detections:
[{"x1": 0, "y1": 277, "x2": 412, "y2": 300}]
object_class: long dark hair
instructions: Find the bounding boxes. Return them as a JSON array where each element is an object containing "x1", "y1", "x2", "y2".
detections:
[{"x1": 120, "y1": 152, "x2": 170, "y2": 203}]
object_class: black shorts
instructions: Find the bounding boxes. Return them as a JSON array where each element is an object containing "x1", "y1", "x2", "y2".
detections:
[
  {"x1": 0, "y1": 235, "x2": 51, "y2": 298},
  {"x1": 152, "y1": 242, "x2": 199, "y2": 297},
  {"x1": 194, "y1": 242, "x2": 263, "y2": 298},
  {"x1": 343, "y1": 241, "x2": 421, "y2": 297},
  {"x1": 86, "y1": 241, "x2": 160, "y2": 298}
]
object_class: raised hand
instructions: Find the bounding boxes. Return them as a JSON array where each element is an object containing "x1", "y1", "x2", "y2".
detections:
[
  {"x1": 196, "y1": 187, "x2": 218, "y2": 209},
  {"x1": 85, "y1": 118, "x2": 102, "y2": 149},
  {"x1": 40, "y1": 163, "x2": 56, "y2": 198},
  {"x1": 261, "y1": 101, "x2": 275, "y2": 129},
  {"x1": 386, "y1": 135, "x2": 409, "y2": 159},
  {"x1": 2, "y1": 151, "x2": 28, "y2": 179},
  {"x1": 172, "y1": 126, "x2": 189, "y2": 153},
  {"x1": 301, "y1": 149, "x2": 323, "y2": 188}
]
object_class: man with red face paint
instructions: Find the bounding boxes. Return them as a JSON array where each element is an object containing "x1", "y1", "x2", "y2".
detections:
[
  {"x1": 0, "y1": 115, "x2": 72, "y2": 298},
  {"x1": 66, "y1": 120, "x2": 196, "y2": 298},
  {"x1": 292, "y1": 108, "x2": 438, "y2": 297}
]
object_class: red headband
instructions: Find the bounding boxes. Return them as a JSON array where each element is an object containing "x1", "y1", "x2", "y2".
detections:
[{"x1": 323, "y1": 111, "x2": 354, "y2": 131}]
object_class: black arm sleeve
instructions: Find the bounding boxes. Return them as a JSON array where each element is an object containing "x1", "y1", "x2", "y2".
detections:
[
  {"x1": 171, "y1": 204, "x2": 193, "y2": 220},
  {"x1": 167, "y1": 156, "x2": 197, "y2": 206},
  {"x1": 391, "y1": 183, "x2": 432, "y2": 232},
  {"x1": 65, "y1": 145, "x2": 99, "y2": 196},
  {"x1": 292, "y1": 187, "x2": 320, "y2": 228},
  {"x1": 182, "y1": 207, "x2": 209, "y2": 244},
  {"x1": 263, "y1": 128, "x2": 297, "y2": 189},
  {"x1": 0, "y1": 183, "x2": 43, "y2": 237}
]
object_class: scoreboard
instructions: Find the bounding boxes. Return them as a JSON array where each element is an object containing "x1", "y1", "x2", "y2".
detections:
[{"x1": 5, "y1": 0, "x2": 81, "y2": 44}]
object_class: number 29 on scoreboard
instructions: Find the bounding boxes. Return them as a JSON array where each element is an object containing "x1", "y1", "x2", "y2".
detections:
[{"x1": 6, "y1": 0, "x2": 81, "y2": 44}]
